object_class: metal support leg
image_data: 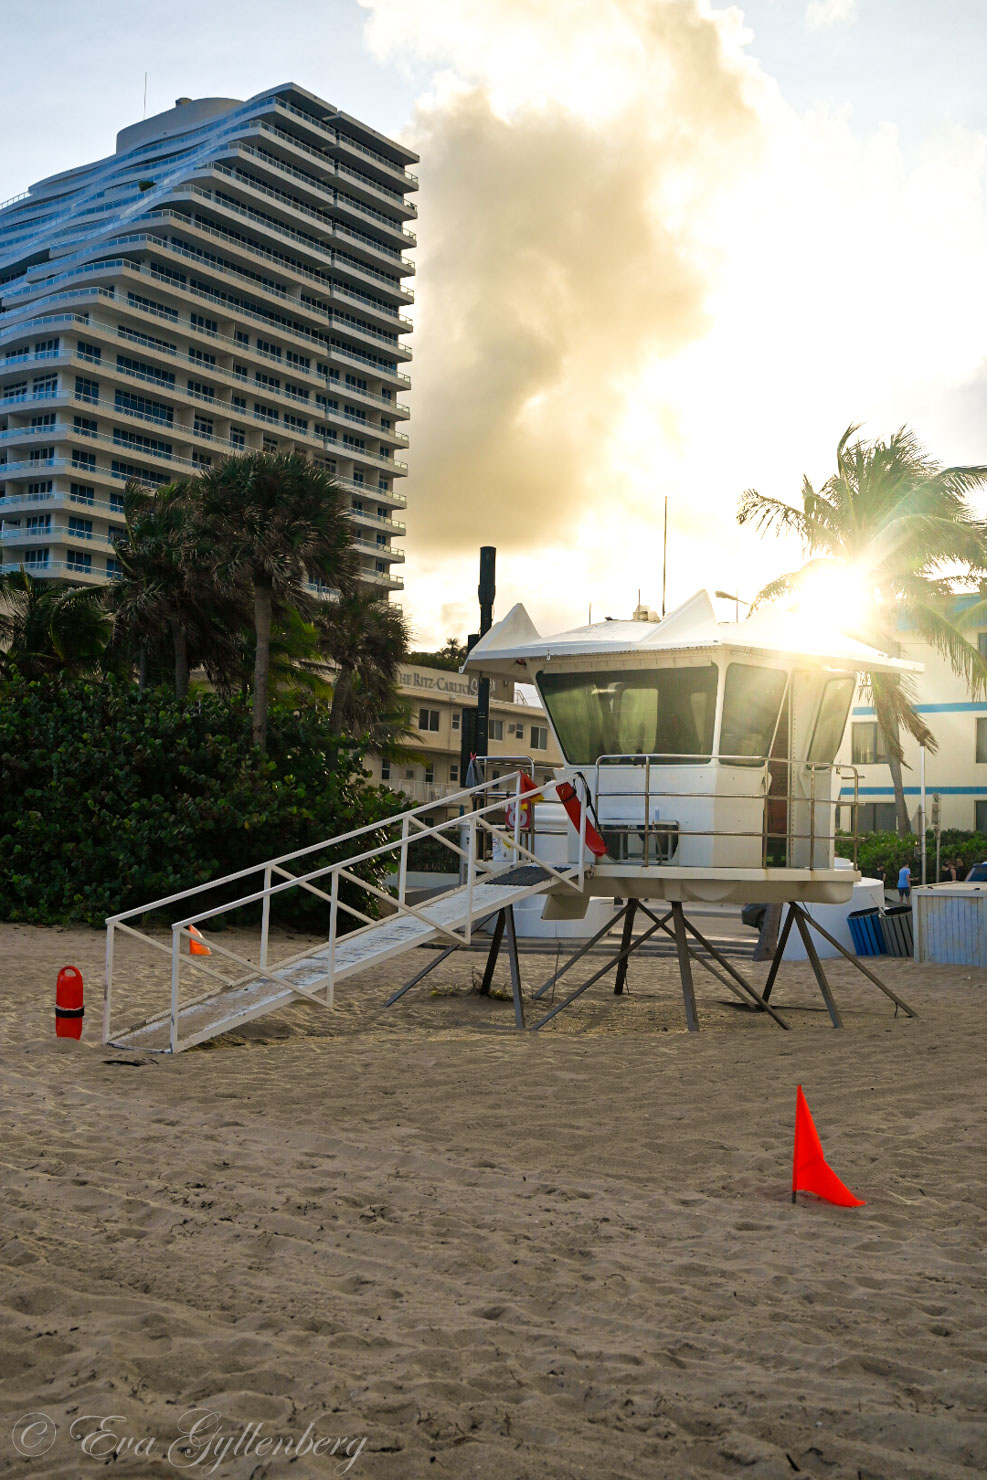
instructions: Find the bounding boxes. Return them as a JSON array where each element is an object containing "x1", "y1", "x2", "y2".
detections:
[
  {"x1": 479, "y1": 911, "x2": 506, "y2": 996},
  {"x1": 614, "y1": 900, "x2": 637, "y2": 995},
  {"x1": 504, "y1": 906, "x2": 525, "y2": 1029},
  {"x1": 670, "y1": 902, "x2": 700, "y2": 1033},
  {"x1": 677, "y1": 913, "x2": 789, "y2": 1030},
  {"x1": 792, "y1": 904, "x2": 843, "y2": 1028},
  {"x1": 761, "y1": 904, "x2": 798, "y2": 1003},
  {"x1": 530, "y1": 913, "x2": 670, "y2": 1031},
  {"x1": 796, "y1": 912, "x2": 917, "y2": 1018},
  {"x1": 385, "y1": 911, "x2": 499, "y2": 1007},
  {"x1": 531, "y1": 904, "x2": 629, "y2": 1000}
]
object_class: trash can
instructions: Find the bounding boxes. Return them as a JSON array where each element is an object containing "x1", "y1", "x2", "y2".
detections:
[
  {"x1": 882, "y1": 904, "x2": 914, "y2": 957},
  {"x1": 848, "y1": 907, "x2": 887, "y2": 956}
]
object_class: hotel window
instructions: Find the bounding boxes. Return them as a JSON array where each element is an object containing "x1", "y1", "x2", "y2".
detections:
[
  {"x1": 3, "y1": 381, "x2": 27, "y2": 399},
  {"x1": 191, "y1": 313, "x2": 218, "y2": 336},
  {"x1": 530, "y1": 725, "x2": 549, "y2": 751},
  {"x1": 75, "y1": 376, "x2": 99, "y2": 403},
  {"x1": 30, "y1": 446, "x2": 55, "y2": 463},
  {"x1": 128, "y1": 292, "x2": 177, "y2": 321},
  {"x1": 189, "y1": 347, "x2": 216, "y2": 367},
  {"x1": 77, "y1": 341, "x2": 101, "y2": 362},
  {"x1": 71, "y1": 482, "x2": 95, "y2": 504},
  {"x1": 235, "y1": 329, "x2": 250, "y2": 347},
  {"x1": 376, "y1": 533, "x2": 388, "y2": 547},
  {"x1": 286, "y1": 384, "x2": 310, "y2": 401},
  {"x1": 977, "y1": 718, "x2": 987, "y2": 763},
  {"x1": 23, "y1": 547, "x2": 49, "y2": 567},
  {"x1": 851, "y1": 721, "x2": 888, "y2": 765},
  {"x1": 34, "y1": 338, "x2": 60, "y2": 356},
  {"x1": 67, "y1": 549, "x2": 92, "y2": 573},
  {"x1": 976, "y1": 800, "x2": 987, "y2": 834},
  {"x1": 31, "y1": 413, "x2": 56, "y2": 429},
  {"x1": 26, "y1": 481, "x2": 52, "y2": 497},
  {"x1": 855, "y1": 802, "x2": 897, "y2": 832},
  {"x1": 26, "y1": 514, "x2": 51, "y2": 534},
  {"x1": 192, "y1": 450, "x2": 212, "y2": 468},
  {"x1": 489, "y1": 718, "x2": 504, "y2": 741},
  {"x1": 230, "y1": 426, "x2": 246, "y2": 449},
  {"x1": 106, "y1": 556, "x2": 122, "y2": 578},
  {"x1": 257, "y1": 339, "x2": 282, "y2": 360},
  {"x1": 73, "y1": 416, "x2": 98, "y2": 437},
  {"x1": 232, "y1": 395, "x2": 246, "y2": 411},
  {"x1": 378, "y1": 479, "x2": 390, "y2": 493},
  {"x1": 262, "y1": 436, "x2": 278, "y2": 453},
  {"x1": 188, "y1": 379, "x2": 215, "y2": 400},
  {"x1": 380, "y1": 758, "x2": 391, "y2": 781},
  {"x1": 33, "y1": 374, "x2": 58, "y2": 396},
  {"x1": 193, "y1": 415, "x2": 214, "y2": 439},
  {"x1": 424, "y1": 763, "x2": 434, "y2": 784},
  {"x1": 375, "y1": 560, "x2": 386, "y2": 573},
  {"x1": 451, "y1": 711, "x2": 461, "y2": 731},
  {"x1": 110, "y1": 491, "x2": 125, "y2": 512},
  {"x1": 68, "y1": 517, "x2": 93, "y2": 539},
  {"x1": 286, "y1": 350, "x2": 310, "y2": 370},
  {"x1": 72, "y1": 451, "x2": 96, "y2": 470},
  {"x1": 284, "y1": 414, "x2": 308, "y2": 434},
  {"x1": 418, "y1": 708, "x2": 440, "y2": 732},
  {"x1": 449, "y1": 764, "x2": 459, "y2": 783}
]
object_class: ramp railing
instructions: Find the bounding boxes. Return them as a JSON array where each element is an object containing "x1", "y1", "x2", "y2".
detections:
[{"x1": 104, "y1": 769, "x2": 592, "y2": 1052}]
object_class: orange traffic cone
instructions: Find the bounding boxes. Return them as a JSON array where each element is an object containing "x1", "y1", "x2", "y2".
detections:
[
  {"x1": 792, "y1": 1086, "x2": 865, "y2": 1207},
  {"x1": 188, "y1": 926, "x2": 211, "y2": 957},
  {"x1": 55, "y1": 965, "x2": 84, "y2": 1039}
]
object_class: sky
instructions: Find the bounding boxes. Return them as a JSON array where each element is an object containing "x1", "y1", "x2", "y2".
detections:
[{"x1": 2, "y1": 0, "x2": 985, "y2": 648}]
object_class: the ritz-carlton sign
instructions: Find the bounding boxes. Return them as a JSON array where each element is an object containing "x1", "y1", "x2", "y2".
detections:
[{"x1": 399, "y1": 667, "x2": 478, "y2": 697}]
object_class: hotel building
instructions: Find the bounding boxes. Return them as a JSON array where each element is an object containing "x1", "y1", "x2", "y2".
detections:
[
  {"x1": 0, "y1": 84, "x2": 415, "y2": 593},
  {"x1": 368, "y1": 664, "x2": 563, "y2": 813},
  {"x1": 836, "y1": 599, "x2": 987, "y2": 832}
]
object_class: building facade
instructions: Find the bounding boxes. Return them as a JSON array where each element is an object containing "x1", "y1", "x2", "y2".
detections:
[
  {"x1": 365, "y1": 664, "x2": 563, "y2": 809},
  {"x1": 836, "y1": 600, "x2": 987, "y2": 832},
  {"x1": 0, "y1": 85, "x2": 415, "y2": 593}
]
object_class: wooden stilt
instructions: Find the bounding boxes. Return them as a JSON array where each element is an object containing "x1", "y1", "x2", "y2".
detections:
[
  {"x1": 792, "y1": 904, "x2": 843, "y2": 1028},
  {"x1": 504, "y1": 905, "x2": 525, "y2": 1029},
  {"x1": 613, "y1": 899, "x2": 637, "y2": 995},
  {"x1": 478, "y1": 910, "x2": 505, "y2": 996},
  {"x1": 761, "y1": 904, "x2": 797, "y2": 1003},
  {"x1": 670, "y1": 901, "x2": 700, "y2": 1032}
]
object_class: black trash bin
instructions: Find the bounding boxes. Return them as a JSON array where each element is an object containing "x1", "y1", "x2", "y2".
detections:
[{"x1": 882, "y1": 904, "x2": 914, "y2": 957}]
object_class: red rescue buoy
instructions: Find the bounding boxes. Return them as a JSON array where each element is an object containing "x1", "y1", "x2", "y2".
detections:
[
  {"x1": 55, "y1": 965, "x2": 84, "y2": 1039},
  {"x1": 555, "y1": 781, "x2": 609, "y2": 857}
]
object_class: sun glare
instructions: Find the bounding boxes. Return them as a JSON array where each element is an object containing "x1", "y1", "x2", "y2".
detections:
[{"x1": 791, "y1": 562, "x2": 874, "y2": 640}]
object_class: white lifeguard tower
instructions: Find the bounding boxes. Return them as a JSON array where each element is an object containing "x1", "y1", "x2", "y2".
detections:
[
  {"x1": 459, "y1": 589, "x2": 919, "y2": 1030},
  {"x1": 102, "y1": 590, "x2": 918, "y2": 1052}
]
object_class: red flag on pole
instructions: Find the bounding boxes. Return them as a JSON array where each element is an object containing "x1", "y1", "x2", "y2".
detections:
[{"x1": 792, "y1": 1085, "x2": 865, "y2": 1207}]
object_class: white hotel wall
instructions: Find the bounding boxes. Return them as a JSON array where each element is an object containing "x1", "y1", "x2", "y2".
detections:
[{"x1": 834, "y1": 611, "x2": 987, "y2": 832}]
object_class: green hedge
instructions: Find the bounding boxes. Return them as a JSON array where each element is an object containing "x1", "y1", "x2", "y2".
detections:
[
  {"x1": 836, "y1": 829, "x2": 987, "y2": 886},
  {"x1": 0, "y1": 679, "x2": 404, "y2": 927}
]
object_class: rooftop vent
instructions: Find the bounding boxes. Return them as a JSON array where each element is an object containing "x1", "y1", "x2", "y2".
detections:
[{"x1": 175, "y1": 97, "x2": 192, "y2": 106}]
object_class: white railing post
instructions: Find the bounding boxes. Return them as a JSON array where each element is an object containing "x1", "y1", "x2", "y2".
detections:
[
  {"x1": 327, "y1": 871, "x2": 339, "y2": 1007},
  {"x1": 170, "y1": 926, "x2": 181, "y2": 1055},
  {"x1": 513, "y1": 771, "x2": 522, "y2": 852},
  {"x1": 398, "y1": 815, "x2": 409, "y2": 903},
  {"x1": 578, "y1": 773, "x2": 588, "y2": 888},
  {"x1": 260, "y1": 864, "x2": 271, "y2": 968},
  {"x1": 465, "y1": 814, "x2": 476, "y2": 943},
  {"x1": 103, "y1": 921, "x2": 115, "y2": 1045}
]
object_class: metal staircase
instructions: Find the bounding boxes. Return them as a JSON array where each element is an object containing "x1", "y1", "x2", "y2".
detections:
[{"x1": 104, "y1": 774, "x2": 593, "y2": 1054}]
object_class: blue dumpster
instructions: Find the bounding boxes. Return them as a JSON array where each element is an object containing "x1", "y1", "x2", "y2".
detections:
[{"x1": 848, "y1": 907, "x2": 887, "y2": 956}]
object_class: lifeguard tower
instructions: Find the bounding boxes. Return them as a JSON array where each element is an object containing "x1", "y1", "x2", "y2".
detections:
[
  {"x1": 102, "y1": 590, "x2": 918, "y2": 1052},
  {"x1": 460, "y1": 589, "x2": 919, "y2": 1030}
]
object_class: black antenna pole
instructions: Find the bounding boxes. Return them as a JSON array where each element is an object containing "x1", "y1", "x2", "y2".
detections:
[{"x1": 475, "y1": 546, "x2": 496, "y2": 760}]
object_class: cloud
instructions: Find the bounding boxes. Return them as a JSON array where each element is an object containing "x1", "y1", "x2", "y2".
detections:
[
  {"x1": 360, "y1": 0, "x2": 765, "y2": 556},
  {"x1": 805, "y1": 0, "x2": 858, "y2": 31}
]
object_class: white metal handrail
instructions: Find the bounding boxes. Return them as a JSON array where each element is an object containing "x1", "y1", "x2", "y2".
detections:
[{"x1": 104, "y1": 770, "x2": 592, "y2": 1052}]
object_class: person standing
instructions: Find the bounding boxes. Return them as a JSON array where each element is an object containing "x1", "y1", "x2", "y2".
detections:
[{"x1": 898, "y1": 863, "x2": 911, "y2": 902}]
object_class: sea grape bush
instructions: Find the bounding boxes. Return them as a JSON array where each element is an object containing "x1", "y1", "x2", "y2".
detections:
[
  {"x1": 835, "y1": 829, "x2": 987, "y2": 886},
  {"x1": 0, "y1": 679, "x2": 404, "y2": 926}
]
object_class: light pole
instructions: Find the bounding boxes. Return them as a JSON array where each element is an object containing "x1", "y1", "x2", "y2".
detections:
[{"x1": 715, "y1": 590, "x2": 750, "y2": 623}]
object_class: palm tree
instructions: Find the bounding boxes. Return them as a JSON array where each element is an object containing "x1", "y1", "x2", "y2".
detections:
[
  {"x1": 0, "y1": 568, "x2": 111, "y2": 681},
  {"x1": 319, "y1": 589, "x2": 410, "y2": 737},
  {"x1": 106, "y1": 480, "x2": 244, "y2": 698},
  {"x1": 195, "y1": 452, "x2": 356, "y2": 751},
  {"x1": 738, "y1": 424, "x2": 987, "y2": 833}
]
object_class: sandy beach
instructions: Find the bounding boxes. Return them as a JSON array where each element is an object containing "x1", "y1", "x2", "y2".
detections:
[{"x1": 1, "y1": 920, "x2": 985, "y2": 1479}]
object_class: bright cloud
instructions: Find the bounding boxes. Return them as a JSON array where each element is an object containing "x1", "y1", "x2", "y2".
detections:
[{"x1": 805, "y1": 0, "x2": 858, "y2": 31}]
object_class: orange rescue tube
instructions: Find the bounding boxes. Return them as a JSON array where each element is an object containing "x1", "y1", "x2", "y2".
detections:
[
  {"x1": 555, "y1": 781, "x2": 608, "y2": 857},
  {"x1": 189, "y1": 926, "x2": 212, "y2": 957},
  {"x1": 55, "y1": 965, "x2": 84, "y2": 1039}
]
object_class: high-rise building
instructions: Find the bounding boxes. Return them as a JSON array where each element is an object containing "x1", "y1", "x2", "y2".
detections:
[{"x1": 0, "y1": 84, "x2": 415, "y2": 593}]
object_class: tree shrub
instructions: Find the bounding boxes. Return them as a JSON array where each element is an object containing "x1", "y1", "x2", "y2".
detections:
[
  {"x1": 0, "y1": 679, "x2": 404, "y2": 927},
  {"x1": 836, "y1": 828, "x2": 987, "y2": 885}
]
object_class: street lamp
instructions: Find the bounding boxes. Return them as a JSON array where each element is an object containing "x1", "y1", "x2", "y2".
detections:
[{"x1": 715, "y1": 590, "x2": 750, "y2": 623}]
